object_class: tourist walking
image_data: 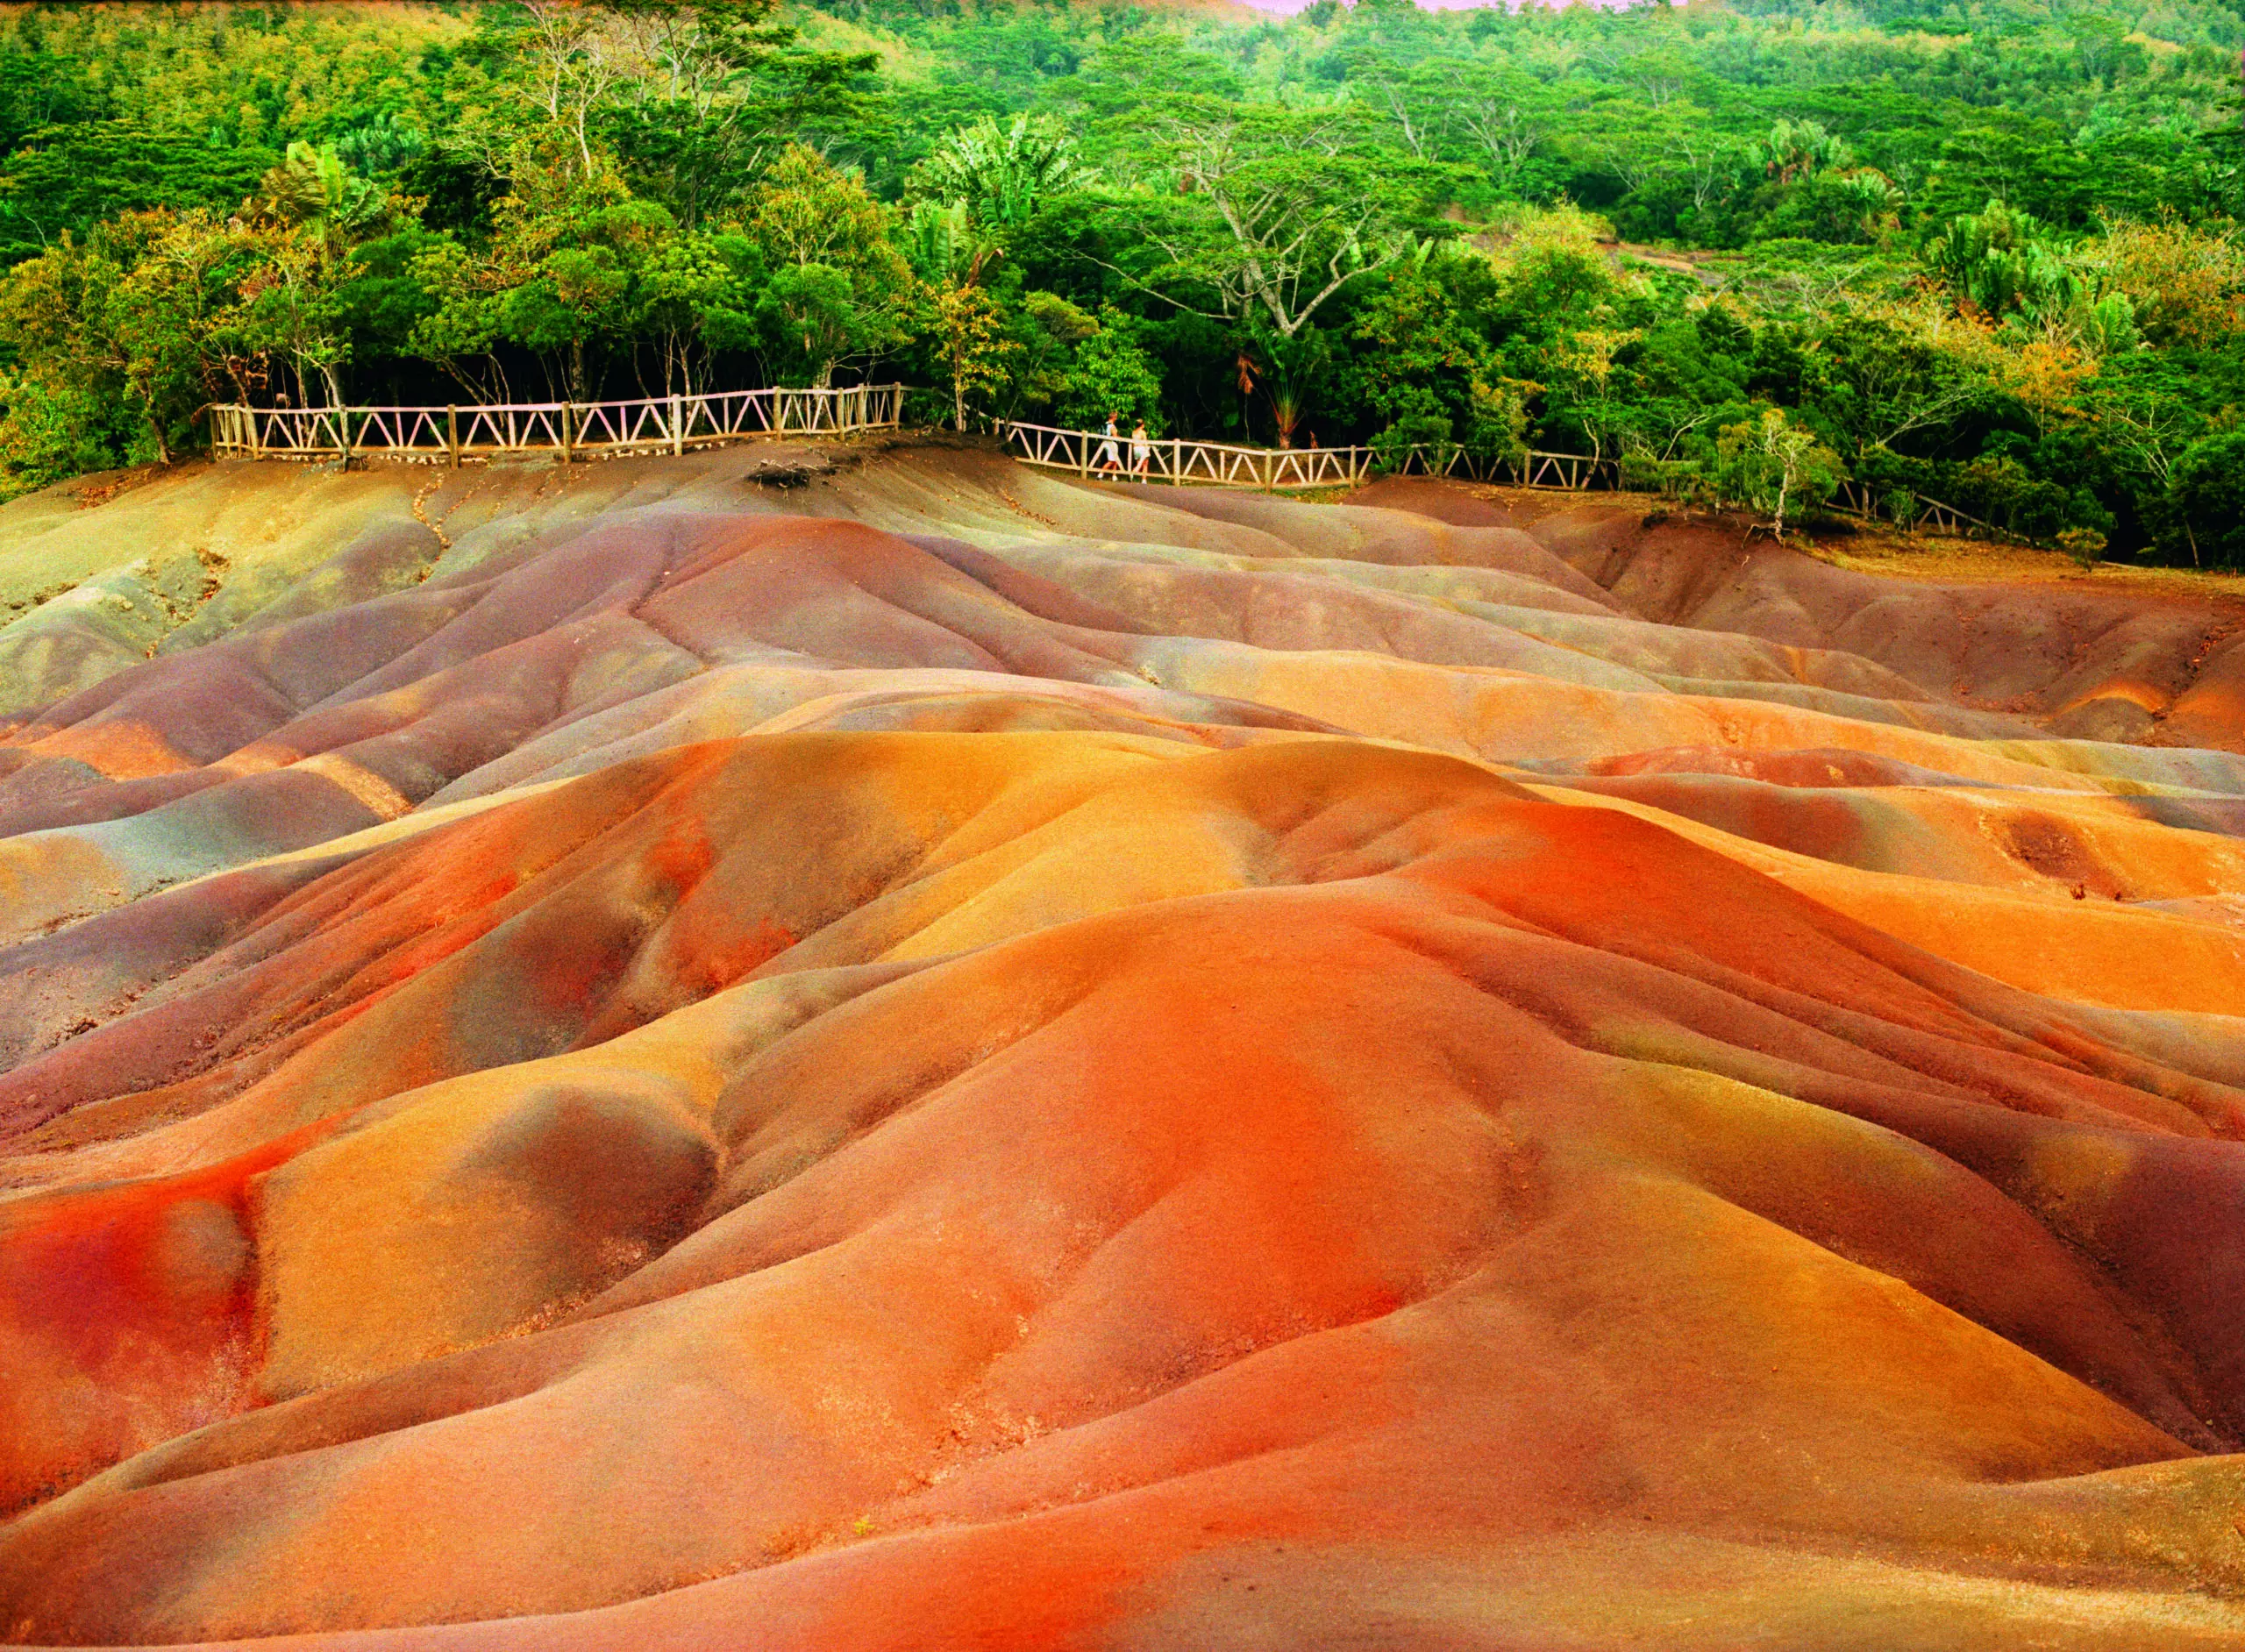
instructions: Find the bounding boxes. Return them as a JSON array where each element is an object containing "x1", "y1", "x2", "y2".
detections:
[
  {"x1": 1096, "y1": 413, "x2": 1123, "y2": 474},
  {"x1": 1130, "y1": 419, "x2": 1152, "y2": 478}
]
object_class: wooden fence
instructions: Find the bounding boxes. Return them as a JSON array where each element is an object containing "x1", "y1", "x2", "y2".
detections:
[
  {"x1": 998, "y1": 420, "x2": 1619, "y2": 493},
  {"x1": 1828, "y1": 480, "x2": 2027, "y2": 544},
  {"x1": 210, "y1": 384, "x2": 906, "y2": 464},
  {"x1": 212, "y1": 397, "x2": 2007, "y2": 539},
  {"x1": 1003, "y1": 421, "x2": 2045, "y2": 546},
  {"x1": 1400, "y1": 445, "x2": 1619, "y2": 489},
  {"x1": 1001, "y1": 420, "x2": 1374, "y2": 489}
]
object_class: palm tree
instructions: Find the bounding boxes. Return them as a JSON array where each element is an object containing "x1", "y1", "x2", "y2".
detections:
[
  {"x1": 247, "y1": 144, "x2": 396, "y2": 407},
  {"x1": 916, "y1": 115, "x2": 1089, "y2": 231},
  {"x1": 257, "y1": 142, "x2": 392, "y2": 263},
  {"x1": 1750, "y1": 118, "x2": 1849, "y2": 186}
]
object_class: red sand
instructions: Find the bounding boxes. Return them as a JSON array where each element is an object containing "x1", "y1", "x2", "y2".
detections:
[{"x1": 2, "y1": 452, "x2": 2243, "y2": 1648}]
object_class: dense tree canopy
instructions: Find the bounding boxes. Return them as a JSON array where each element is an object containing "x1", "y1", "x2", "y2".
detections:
[{"x1": 0, "y1": 0, "x2": 2241, "y2": 564}]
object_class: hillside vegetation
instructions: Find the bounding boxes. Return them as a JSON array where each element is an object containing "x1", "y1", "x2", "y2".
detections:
[{"x1": 0, "y1": 0, "x2": 2241, "y2": 560}]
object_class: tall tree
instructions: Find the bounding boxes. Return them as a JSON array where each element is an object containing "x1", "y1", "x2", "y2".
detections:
[
  {"x1": 748, "y1": 145, "x2": 908, "y2": 386},
  {"x1": 1126, "y1": 103, "x2": 1434, "y2": 340}
]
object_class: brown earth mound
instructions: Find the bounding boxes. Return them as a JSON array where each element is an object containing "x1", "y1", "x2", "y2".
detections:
[{"x1": 1353, "y1": 474, "x2": 2245, "y2": 749}]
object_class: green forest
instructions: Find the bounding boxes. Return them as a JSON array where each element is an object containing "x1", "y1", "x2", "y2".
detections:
[{"x1": 0, "y1": 0, "x2": 2241, "y2": 561}]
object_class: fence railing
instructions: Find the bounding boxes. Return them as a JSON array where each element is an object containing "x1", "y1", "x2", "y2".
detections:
[
  {"x1": 210, "y1": 384, "x2": 906, "y2": 464},
  {"x1": 1000, "y1": 421, "x2": 1374, "y2": 489},
  {"x1": 1399, "y1": 445, "x2": 1620, "y2": 489},
  {"x1": 998, "y1": 421, "x2": 1620, "y2": 494},
  {"x1": 1828, "y1": 480, "x2": 2028, "y2": 544},
  {"x1": 1006, "y1": 420, "x2": 2035, "y2": 545}
]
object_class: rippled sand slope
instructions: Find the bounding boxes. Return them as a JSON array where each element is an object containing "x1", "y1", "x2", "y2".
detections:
[{"x1": 4, "y1": 443, "x2": 2243, "y2": 1650}]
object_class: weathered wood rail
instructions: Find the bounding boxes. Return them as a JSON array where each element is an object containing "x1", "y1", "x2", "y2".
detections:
[
  {"x1": 1008, "y1": 420, "x2": 2032, "y2": 545},
  {"x1": 999, "y1": 420, "x2": 1619, "y2": 494},
  {"x1": 1829, "y1": 480, "x2": 2028, "y2": 544},
  {"x1": 1001, "y1": 420, "x2": 1374, "y2": 489},
  {"x1": 210, "y1": 384, "x2": 906, "y2": 464},
  {"x1": 1347, "y1": 441, "x2": 1620, "y2": 489}
]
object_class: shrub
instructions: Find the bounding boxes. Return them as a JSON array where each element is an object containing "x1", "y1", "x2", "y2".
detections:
[
  {"x1": 1712, "y1": 408, "x2": 1845, "y2": 537},
  {"x1": 1372, "y1": 409, "x2": 1455, "y2": 475},
  {"x1": 1056, "y1": 308, "x2": 1164, "y2": 431}
]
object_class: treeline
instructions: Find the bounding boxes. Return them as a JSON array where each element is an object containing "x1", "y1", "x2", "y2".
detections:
[{"x1": 0, "y1": 0, "x2": 2241, "y2": 565}]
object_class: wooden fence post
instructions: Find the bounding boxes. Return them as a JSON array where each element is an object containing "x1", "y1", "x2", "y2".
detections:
[
  {"x1": 670, "y1": 392, "x2": 683, "y2": 455},
  {"x1": 560, "y1": 402, "x2": 574, "y2": 465},
  {"x1": 446, "y1": 405, "x2": 458, "y2": 468}
]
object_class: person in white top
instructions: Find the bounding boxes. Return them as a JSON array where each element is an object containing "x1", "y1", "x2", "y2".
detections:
[
  {"x1": 1095, "y1": 413, "x2": 1122, "y2": 474},
  {"x1": 1130, "y1": 418, "x2": 1152, "y2": 478}
]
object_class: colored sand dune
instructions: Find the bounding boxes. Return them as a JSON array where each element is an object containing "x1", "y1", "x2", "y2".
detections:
[{"x1": 3, "y1": 443, "x2": 2244, "y2": 1649}]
